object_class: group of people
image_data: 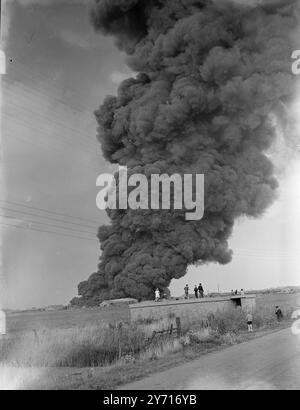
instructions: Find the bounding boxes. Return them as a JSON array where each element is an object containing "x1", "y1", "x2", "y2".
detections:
[
  {"x1": 184, "y1": 283, "x2": 204, "y2": 299},
  {"x1": 231, "y1": 289, "x2": 245, "y2": 296},
  {"x1": 155, "y1": 284, "x2": 205, "y2": 301},
  {"x1": 155, "y1": 286, "x2": 285, "y2": 331}
]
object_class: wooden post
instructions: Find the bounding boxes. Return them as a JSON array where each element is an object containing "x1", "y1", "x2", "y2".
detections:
[
  {"x1": 33, "y1": 329, "x2": 39, "y2": 344},
  {"x1": 176, "y1": 317, "x2": 181, "y2": 337},
  {"x1": 169, "y1": 323, "x2": 173, "y2": 335},
  {"x1": 118, "y1": 339, "x2": 122, "y2": 360}
]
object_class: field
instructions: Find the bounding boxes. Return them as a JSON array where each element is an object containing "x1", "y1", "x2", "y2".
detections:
[
  {"x1": 6, "y1": 306, "x2": 130, "y2": 335},
  {"x1": 1, "y1": 292, "x2": 298, "y2": 389},
  {"x1": 5, "y1": 292, "x2": 299, "y2": 335},
  {"x1": 256, "y1": 292, "x2": 299, "y2": 311}
]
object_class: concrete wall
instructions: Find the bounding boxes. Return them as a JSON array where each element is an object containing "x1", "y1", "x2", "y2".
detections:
[
  {"x1": 130, "y1": 295, "x2": 256, "y2": 322},
  {"x1": 0, "y1": 310, "x2": 6, "y2": 335}
]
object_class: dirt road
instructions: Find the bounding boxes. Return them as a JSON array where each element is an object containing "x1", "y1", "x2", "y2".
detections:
[{"x1": 120, "y1": 328, "x2": 300, "y2": 390}]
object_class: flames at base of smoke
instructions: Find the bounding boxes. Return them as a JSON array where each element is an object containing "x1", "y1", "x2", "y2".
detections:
[{"x1": 72, "y1": 0, "x2": 299, "y2": 305}]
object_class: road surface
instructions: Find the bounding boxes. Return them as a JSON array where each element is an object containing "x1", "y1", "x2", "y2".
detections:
[{"x1": 120, "y1": 328, "x2": 300, "y2": 390}]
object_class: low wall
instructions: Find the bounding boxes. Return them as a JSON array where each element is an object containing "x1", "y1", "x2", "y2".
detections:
[{"x1": 129, "y1": 295, "x2": 256, "y2": 322}]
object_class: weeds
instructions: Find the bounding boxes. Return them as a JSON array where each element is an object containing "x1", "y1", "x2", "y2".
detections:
[{"x1": 0, "y1": 306, "x2": 291, "y2": 369}]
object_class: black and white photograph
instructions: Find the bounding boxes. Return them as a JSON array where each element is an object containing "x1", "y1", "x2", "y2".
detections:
[{"x1": 0, "y1": 0, "x2": 300, "y2": 393}]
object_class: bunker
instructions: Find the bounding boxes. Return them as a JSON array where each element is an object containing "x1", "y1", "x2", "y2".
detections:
[{"x1": 129, "y1": 295, "x2": 256, "y2": 322}]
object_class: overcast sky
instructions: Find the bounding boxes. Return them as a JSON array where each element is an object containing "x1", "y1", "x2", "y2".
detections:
[{"x1": 1, "y1": 0, "x2": 299, "y2": 309}]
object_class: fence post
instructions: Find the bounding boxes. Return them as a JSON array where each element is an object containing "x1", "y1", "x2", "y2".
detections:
[
  {"x1": 33, "y1": 329, "x2": 39, "y2": 344},
  {"x1": 176, "y1": 317, "x2": 181, "y2": 337},
  {"x1": 169, "y1": 323, "x2": 173, "y2": 335}
]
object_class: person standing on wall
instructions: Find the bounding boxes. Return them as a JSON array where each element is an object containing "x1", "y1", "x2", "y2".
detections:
[
  {"x1": 198, "y1": 283, "x2": 204, "y2": 298},
  {"x1": 184, "y1": 284, "x2": 189, "y2": 299},
  {"x1": 194, "y1": 285, "x2": 198, "y2": 299},
  {"x1": 155, "y1": 288, "x2": 160, "y2": 302}
]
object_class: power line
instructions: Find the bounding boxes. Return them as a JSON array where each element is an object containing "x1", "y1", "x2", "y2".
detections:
[
  {"x1": 2, "y1": 112, "x2": 102, "y2": 173},
  {"x1": 3, "y1": 90, "x2": 98, "y2": 152},
  {"x1": 0, "y1": 205, "x2": 97, "y2": 230},
  {"x1": 0, "y1": 198, "x2": 101, "y2": 225},
  {"x1": 2, "y1": 131, "x2": 100, "y2": 177},
  {"x1": 0, "y1": 211, "x2": 97, "y2": 236},
  {"x1": 234, "y1": 248, "x2": 298, "y2": 260},
  {"x1": 7, "y1": 59, "x2": 93, "y2": 114},
  {"x1": 3, "y1": 98, "x2": 99, "y2": 155},
  {"x1": 0, "y1": 221, "x2": 97, "y2": 242},
  {"x1": 2, "y1": 69, "x2": 101, "y2": 155}
]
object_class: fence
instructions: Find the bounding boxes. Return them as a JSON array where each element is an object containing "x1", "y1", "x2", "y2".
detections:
[{"x1": 145, "y1": 317, "x2": 209, "y2": 344}]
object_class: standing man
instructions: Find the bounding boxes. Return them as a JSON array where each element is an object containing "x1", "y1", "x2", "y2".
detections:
[
  {"x1": 194, "y1": 285, "x2": 198, "y2": 299},
  {"x1": 155, "y1": 288, "x2": 160, "y2": 302},
  {"x1": 275, "y1": 306, "x2": 283, "y2": 321},
  {"x1": 246, "y1": 311, "x2": 253, "y2": 332},
  {"x1": 198, "y1": 283, "x2": 204, "y2": 298},
  {"x1": 184, "y1": 284, "x2": 189, "y2": 299}
]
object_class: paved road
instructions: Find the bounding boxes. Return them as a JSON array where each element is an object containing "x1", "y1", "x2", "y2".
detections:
[{"x1": 120, "y1": 328, "x2": 300, "y2": 390}]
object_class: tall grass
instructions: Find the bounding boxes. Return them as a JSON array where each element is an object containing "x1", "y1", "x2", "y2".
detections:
[
  {"x1": 207, "y1": 305, "x2": 292, "y2": 334},
  {"x1": 0, "y1": 323, "x2": 147, "y2": 367},
  {"x1": 0, "y1": 305, "x2": 291, "y2": 369}
]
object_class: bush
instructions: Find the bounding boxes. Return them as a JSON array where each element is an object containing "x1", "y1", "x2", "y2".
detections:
[
  {"x1": 186, "y1": 328, "x2": 221, "y2": 345},
  {"x1": 207, "y1": 308, "x2": 246, "y2": 334}
]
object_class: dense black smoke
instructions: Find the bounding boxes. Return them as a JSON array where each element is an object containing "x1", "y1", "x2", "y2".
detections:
[{"x1": 73, "y1": 0, "x2": 299, "y2": 305}]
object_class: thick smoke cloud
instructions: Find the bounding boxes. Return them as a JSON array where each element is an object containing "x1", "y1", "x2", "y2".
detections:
[{"x1": 73, "y1": 0, "x2": 299, "y2": 305}]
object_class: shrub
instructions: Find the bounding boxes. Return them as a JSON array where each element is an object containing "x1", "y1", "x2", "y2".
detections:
[{"x1": 207, "y1": 308, "x2": 246, "y2": 334}]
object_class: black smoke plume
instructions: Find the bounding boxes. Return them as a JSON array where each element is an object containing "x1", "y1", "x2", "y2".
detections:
[{"x1": 73, "y1": 0, "x2": 299, "y2": 305}]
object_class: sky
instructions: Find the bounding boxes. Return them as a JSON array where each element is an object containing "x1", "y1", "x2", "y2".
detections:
[{"x1": 0, "y1": 0, "x2": 299, "y2": 309}]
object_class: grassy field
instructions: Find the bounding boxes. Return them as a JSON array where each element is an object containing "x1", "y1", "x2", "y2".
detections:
[
  {"x1": 256, "y1": 292, "x2": 299, "y2": 312},
  {"x1": 6, "y1": 306, "x2": 130, "y2": 335},
  {"x1": 1, "y1": 292, "x2": 298, "y2": 389},
  {"x1": 6, "y1": 292, "x2": 299, "y2": 335}
]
